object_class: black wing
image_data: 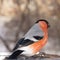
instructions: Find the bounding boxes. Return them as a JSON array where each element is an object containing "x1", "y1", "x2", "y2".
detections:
[
  {"x1": 13, "y1": 38, "x2": 34, "y2": 51},
  {"x1": 13, "y1": 38, "x2": 24, "y2": 51},
  {"x1": 20, "y1": 39, "x2": 34, "y2": 46}
]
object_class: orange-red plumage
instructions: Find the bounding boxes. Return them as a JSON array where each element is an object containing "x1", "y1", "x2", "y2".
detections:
[{"x1": 28, "y1": 21, "x2": 48, "y2": 54}]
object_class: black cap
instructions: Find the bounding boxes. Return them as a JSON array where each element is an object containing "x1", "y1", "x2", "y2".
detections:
[{"x1": 36, "y1": 19, "x2": 50, "y2": 28}]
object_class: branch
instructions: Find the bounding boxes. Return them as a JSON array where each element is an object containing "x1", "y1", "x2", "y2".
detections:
[
  {"x1": 33, "y1": 52, "x2": 60, "y2": 58},
  {"x1": 2, "y1": 52, "x2": 60, "y2": 60}
]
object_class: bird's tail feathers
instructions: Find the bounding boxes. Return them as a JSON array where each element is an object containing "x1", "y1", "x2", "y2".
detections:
[{"x1": 6, "y1": 50, "x2": 23, "y2": 60}]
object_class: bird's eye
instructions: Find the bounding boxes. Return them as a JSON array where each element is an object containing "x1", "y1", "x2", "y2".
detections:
[{"x1": 33, "y1": 36, "x2": 43, "y2": 40}]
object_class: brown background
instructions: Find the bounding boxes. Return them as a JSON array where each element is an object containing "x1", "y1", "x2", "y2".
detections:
[{"x1": 0, "y1": 0, "x2": 60, "y2": 60}]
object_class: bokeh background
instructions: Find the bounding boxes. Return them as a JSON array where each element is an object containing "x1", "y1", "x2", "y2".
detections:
[{"x1": 0, "y1": 0, "x2": 60, "y2": 60}]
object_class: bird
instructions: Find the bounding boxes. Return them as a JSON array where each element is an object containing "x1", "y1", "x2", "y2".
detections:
[{"x1": 6, "y1": 19, "x2": 50, "y2": 59}]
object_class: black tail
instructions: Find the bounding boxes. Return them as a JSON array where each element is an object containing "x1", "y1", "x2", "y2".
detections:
[{"x1": 6, "y1": 50, "x2": 23, "y2": 60}]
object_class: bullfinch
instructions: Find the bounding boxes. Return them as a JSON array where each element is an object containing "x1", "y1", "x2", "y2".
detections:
[{"x1": 6, "y1": 19, "x2": 50, "y2": 59}]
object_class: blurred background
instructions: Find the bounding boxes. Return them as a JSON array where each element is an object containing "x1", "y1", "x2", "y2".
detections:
[{"x1": 0, "y1": 0, "x2": 60, "y2": 60}]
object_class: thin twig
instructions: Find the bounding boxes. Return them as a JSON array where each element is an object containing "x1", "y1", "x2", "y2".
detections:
[{"x1": 0, "y1": 36, "x2": 11, "y2": 51}]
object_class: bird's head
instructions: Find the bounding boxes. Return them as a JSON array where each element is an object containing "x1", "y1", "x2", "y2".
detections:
[{"x1": 36, "y1": 19, "x2": 50, "y2": 31}]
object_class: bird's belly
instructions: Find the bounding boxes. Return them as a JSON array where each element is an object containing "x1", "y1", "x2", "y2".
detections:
[{"x1": 19, "y1": 46, "x2": 35, "y2": 56}]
